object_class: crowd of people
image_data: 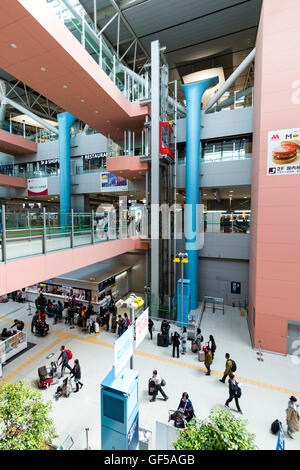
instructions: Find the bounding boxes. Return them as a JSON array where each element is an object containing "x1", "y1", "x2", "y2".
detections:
[{"x1": 2, "y1": 291, "x2": 298, "y2": 441}]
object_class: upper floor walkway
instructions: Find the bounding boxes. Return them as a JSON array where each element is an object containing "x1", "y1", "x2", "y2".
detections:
[{"x1": 0, "y1": 208, "x2": 148, "y2": 295}]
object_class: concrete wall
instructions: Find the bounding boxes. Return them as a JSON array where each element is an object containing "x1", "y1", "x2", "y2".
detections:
[
  {"x1": 199, "y1": 258, "x2": 249, "y2": 306},
  {"x1": 249, "y1": 0, "x2": 300, "y2": 354},
  {"x1": 177, "y1": 107, "x2": 253, "y2": 142},
  {"x1": 200, "y1": 234, "x2": 250, "y2": 260},
  {"x1": 176, "y1": 158, "x2": 252, "y2": 189}
]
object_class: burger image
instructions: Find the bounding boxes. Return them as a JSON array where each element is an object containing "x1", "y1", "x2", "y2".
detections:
[{"x1": 272, "y1": 141, "x2": 297, "y2": 165}]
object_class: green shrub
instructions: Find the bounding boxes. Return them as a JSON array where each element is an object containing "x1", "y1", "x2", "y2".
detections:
[
  {"x1": 0, "y1": 381, "x2": 57, "y2": 450},
  {"x1": 173, "y1": 407, "x2": 257, "y2": 450}
]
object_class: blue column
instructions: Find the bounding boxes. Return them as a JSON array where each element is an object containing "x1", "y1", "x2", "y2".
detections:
[
  {"x1": 181, "y1": 78, "x2": 219, "y2": 309},
  {"x1": 57, "y1": 112, "x2": 76, "y2": 228}
]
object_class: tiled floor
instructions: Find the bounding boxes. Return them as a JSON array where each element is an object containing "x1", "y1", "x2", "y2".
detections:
[{"x1": 0, "y1": 300, "x2": 299, "y2": 450}]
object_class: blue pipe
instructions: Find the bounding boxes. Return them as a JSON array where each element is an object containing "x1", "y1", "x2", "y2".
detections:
[
  {"x1": 58, "y1": 112, "x2": 76, "y2": 228},
  {"x1": 181, "y1": 77, "x2": 219, "y2": 309}
]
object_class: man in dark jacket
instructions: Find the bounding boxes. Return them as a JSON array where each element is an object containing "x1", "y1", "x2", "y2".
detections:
[
  {"x1": 57, "y1": 345, "x2": 72, "y2": 378},
  {"x1": 171, "y1": 331, "x2": 180, "y2": 358},
  {"x1": 225, "y1": 373, "x2": 243, "y2": 414}
]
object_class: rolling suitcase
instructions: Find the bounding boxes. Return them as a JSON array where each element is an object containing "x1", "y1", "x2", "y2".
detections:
[
  {"x1": 198, "y1": 350, "x2": 205, "y2": 362},
  {"x1": 148, "y1": 379, "x2": 155, "y2": 396},
  {"x1": 157, "y1": 333, "x2": 165, "y2": 347}
]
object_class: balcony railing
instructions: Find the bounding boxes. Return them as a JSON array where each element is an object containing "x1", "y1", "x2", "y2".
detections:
[{"x1": 0, "y1": 208, "x2": 143, "y2": 262}]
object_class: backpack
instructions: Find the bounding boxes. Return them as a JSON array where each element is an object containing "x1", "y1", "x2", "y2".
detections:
[
  {"x1": 235, "y1": 386, "x2": 242, "y2": 398},
  {"x1": 191, "y1": 341, "x2": 199, "y2": 353},
  {"x1": 271, "y1": 419, "x2": 282, "y2": 435},
  {"x1": 231, "y1": 359, "x2": 237, "y2": 372},
  {"x1": 65, "y1": 349, "x2": 72, "y2": 360}
]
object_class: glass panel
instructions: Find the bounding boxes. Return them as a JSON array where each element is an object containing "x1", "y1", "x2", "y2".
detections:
[
  {"x1": 74, "y1": 213, "x2": 92, "y2": 247},
  {"x1": 204, "y1": 212, "x2": 251, "y2": 234},
  {"x1": 45, "y1": 212, "x2": 71, "y2": 253}
]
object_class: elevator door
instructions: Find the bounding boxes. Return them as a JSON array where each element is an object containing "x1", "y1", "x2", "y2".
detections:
[{"x1": 287, "y1": 322, "x2": 300, "y2": 356}]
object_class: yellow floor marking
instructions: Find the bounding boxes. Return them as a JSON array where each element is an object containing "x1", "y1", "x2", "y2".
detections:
[{"x1": 1, "y1": 317, "x2": 299, "y2": 397}]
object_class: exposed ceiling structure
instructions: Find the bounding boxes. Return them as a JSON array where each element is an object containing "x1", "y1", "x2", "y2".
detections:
[
  {"x1": 78, "y1": 0, "x2": 262, "y2": 95},
  {"x1": 0, "y1": 0, "x2": 262, "y2": 131}
]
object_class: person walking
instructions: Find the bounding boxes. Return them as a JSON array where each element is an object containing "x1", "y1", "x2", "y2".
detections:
[
  {"x1": 148, "y1": 317, "x2": 154, "y2": 340},
  {"x1": 57, "y1": 346, "x2": 72, "y2": 378},
  {"x1": 104, "y1": 310, "x2": 110, "y2": 331},
  {"x1": 204, "y1": 345, "x2": 213, "y2": 376},
  {"x1": 172, "y1": 331, "x2": 180, "y2": 358},
  {"x1": 70, "y1": 359, "x2": 83, "y2": 393},
  {"x1": 225, "y1": 374, "x2": 243, "y2": 414},
  {"x1": 208, "y1": 335, "x2": 216, "y2": 359},
  {"x1": 149, "y1": 370, "x2": 168, "y2": 402},
  {"x1": 219, "y1": 353, "x2": 232, "y2": 383},
  {"x1": 181, "y1": 327, "x2": 188, "y2": 355},
  {"x1": 286, "y1": 396, "x2": 299, "y2": 439},
  {"x1": 31, "y1": 312, "x2": 39, "y2": 334}
]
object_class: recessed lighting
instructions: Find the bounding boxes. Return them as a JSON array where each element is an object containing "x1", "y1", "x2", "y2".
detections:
[
  {"x1": 11, "y1": 43, "x2": 17, "y2": 48},
  {"x1": 41, "y1": 67, "x2": 46, "y2": 72}
]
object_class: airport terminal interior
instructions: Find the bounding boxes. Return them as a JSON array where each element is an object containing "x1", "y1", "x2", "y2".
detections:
[{"x1": 0, "y1": 0, "x2": 299, "y2": 451}]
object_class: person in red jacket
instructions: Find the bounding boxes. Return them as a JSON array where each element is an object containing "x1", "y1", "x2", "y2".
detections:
[{"x1": 40, "y1": 309, "x2": 46, "y2": 323}]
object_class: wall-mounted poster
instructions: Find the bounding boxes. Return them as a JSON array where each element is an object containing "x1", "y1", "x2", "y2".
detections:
[
  {"x1": 27, "y1": 178, "x2": 48, "y2": 196},
  {"x1": 100, "y1": 172, "x2": 128, "y2": 192},
  {"x1": 267, "y1": 128, "x2": 300, "y2": 175}
]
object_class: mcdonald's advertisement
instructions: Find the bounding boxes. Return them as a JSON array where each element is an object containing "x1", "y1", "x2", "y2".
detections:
[{"x1": 268, "y1": 128, "x2": 300, "y2": 175}]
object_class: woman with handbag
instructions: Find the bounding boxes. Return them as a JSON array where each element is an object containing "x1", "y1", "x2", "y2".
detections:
[{"x1": 177, "y1": 392, "x2": 195, "y2": 423}]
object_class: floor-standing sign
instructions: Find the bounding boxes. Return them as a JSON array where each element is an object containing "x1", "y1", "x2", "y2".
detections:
[
  {"x1": 114, "y1": 324, "x2": 134, "y2": 376},
  {"x1": 135, "y1": 308, "x2": 149, "y2": 348},
  {"x1": 101, "y1": 324, "x2": 138, "y2": 450}
]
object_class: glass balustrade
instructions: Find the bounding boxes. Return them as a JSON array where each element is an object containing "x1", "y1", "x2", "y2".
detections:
[{"x1": 204, "y1": 211, "x2": 251, "y2": 234}]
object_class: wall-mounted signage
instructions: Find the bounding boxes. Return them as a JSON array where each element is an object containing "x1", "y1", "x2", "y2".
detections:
[
  {"x1": 268, "y1": 128, "x2": 300, "y2": 175},
  {"x1": 40, "y1": 158, "x2": 59, "y2": 165},
  {"x1": 81, "y1": 152, "x2": 109, "y2": 160},
  {"x1": 27, "y1": 178, "x2": 48, "y2": 196},
  {"x1": 231, "y1": 282, "x2": 241, "y2": 295},
  {"x1": 100, "y1": 172, "x2": 128, "y2": 192}
]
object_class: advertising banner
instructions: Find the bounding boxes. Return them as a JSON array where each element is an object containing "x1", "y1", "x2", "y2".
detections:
[
  {"x1": 114, "y1": 324, "x2": 134, "y2": 376},
  {"x1": 100, "y1": 172, "x2": 128, "y2": 192},
  {"x1": 267, "y1": 128, "x2": 300, "y2": 176},
  {"x1": 135, "y1": 308, "x2": 149, "y2": 348},
  {"x1": 27, "y1": 178, "x2": 48, "y2": 196}
]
